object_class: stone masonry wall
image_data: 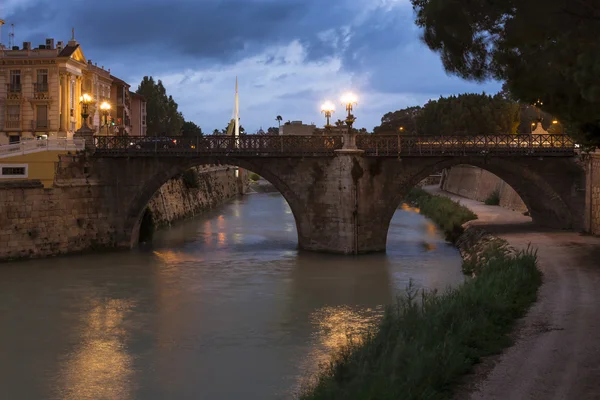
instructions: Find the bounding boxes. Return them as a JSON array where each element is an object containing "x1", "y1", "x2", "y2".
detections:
[
  {"x1": 146, "y1": 166, "x2": 241, "y2": 227},
  {"x1": 442, "y1": 165, "x2": 527, "y2": 213},
  {"x1": 0, "y1": 165, "x2": 245, "y2": 261},
  {"x1": 589, "y1": 152, "x2": 600, "y2": 235}
]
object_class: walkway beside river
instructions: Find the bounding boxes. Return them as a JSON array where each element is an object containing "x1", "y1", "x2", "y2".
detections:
[{"x1": 424, "y1": 186, "x2": 600, "y2": 400}]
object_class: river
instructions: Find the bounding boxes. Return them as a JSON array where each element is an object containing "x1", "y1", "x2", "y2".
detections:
[{"x1": 0, "y1": 193, "x2": 464, "y2": 399}]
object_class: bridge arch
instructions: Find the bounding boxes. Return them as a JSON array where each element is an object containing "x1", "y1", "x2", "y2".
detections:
[
  {"x1": 375, "y1": 156, "x2": 585, "y2": 246},
  {"x1": 123, "y1": 158, "x2": 305, "y2": 246}
]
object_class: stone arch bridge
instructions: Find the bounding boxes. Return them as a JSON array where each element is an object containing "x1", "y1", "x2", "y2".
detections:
[{"x1": 66, "y1": 134, "x2": 584, "y2": 255}]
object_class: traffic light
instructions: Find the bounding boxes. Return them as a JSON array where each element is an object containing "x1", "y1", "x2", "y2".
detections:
[{"x1": 110, "y1": 117, "x2": 115, "y2": 126}]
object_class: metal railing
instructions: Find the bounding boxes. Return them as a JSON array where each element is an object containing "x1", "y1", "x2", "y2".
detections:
[
  {"x1": 34, "y1": 82, "x2": 49, "y2": 92},
  {"x1": 0, "y1": 138, "x2": 85, "y2": 159},
  {"x1": 94, "y1": 135, "x2": 344, "y2": 156},
  {"x1": 356, "y1": 134, "x2": 576, "y2": 156},
  {"x1": 93, "y1": 134, "x2": 576, "y2": 157},
  {"x1": 4, "y1": 119, "x2": 21, "y2": 129}
]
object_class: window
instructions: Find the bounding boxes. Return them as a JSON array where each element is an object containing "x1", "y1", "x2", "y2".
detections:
[
  {"x1": 9, "y1": 70, "x2": 21, "y2": 92},
  {"x1": 8, "y1": 135, "x2": 20, "y2": 144},
  {"x1": 36, "y1": 69, "x2": 48, "y2": 92},
  {"x1": 36, "y1": 105, "x2": 48, "y2": 128},
  {"x1": 7, "y1": 105, "x2": 20, "y2": 121},
  {"x1": 0, "y1": 164, "x2": 28, "y2": 178}
]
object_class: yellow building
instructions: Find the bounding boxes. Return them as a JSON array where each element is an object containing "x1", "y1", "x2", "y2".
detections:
[
  {"x1": 0, "y1": 35, "x2": 146, "y2": 144},
  {"x1": 0, "y1": 150, "x2": 70, "y2": 187}
]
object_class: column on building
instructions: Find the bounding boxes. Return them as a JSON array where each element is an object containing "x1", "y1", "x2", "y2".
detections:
[
  {"x1": 59, "y1": 72, "x2": 67, "y2": 135},
  {"x1": 75, "y1": 75, "x2": 82, "y2": 131}
]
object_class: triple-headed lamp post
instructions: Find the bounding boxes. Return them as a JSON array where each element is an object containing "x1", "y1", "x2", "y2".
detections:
[
  {"x1": 79, "y1": 93, "x2": 92, "y2": 130},
  {"x1": 339, "y1": 92, "x2": 359, "y2": 150},
  {"x1": 100, "y1": 101, "x2": 111, "y2": 136},
  {"x1": 320, "y1": 101, "x2": 335, "y2": 132}
]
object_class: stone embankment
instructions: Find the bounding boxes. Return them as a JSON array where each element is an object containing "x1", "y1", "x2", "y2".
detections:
[
  {"x1": 147, "y1": 165, "x2": 243, "y2": 228},
  {"x1": 0, "y1": 164, "x2": 245, "y2": 261}
]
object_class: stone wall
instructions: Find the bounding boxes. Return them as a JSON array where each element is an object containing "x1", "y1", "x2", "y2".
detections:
[
  {"x1": 146, "y1": 166, "x2": 242, "y2": 227},
  {"x1": 587, "y1": 152, "x2": 600, "y2": 235},
  {"x1": 441, "y1": 165, "x2": 527, "y2": 213},
  {"x1": 0, "y1": 163, "x2": 246, "y2": 261}
]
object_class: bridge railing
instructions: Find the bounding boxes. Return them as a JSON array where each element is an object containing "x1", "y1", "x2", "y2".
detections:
[
  {"x1": 356, "y1": 134, "x2": 576, "y2": 156},
  {"x1": 94, "y1": 135, "x2": 344, "y2": 156}
]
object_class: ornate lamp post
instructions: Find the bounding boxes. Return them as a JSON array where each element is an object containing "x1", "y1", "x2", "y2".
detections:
[
  {"x1": 74, "y1": 93, "x2": 95, "y2": 150},
  {"x1": 320, "y1": 101, "x2": 335, "y2": 132},
  {"x1": 100, "y1": 101, "x2": 111, "y2": 136},
  {"x1": 339, "y1": 92, "x2": 358, "y2": 150}
]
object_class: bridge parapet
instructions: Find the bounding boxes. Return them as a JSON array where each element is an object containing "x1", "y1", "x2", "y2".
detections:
[{"x1": 93, "y1": 134, "x2": 576, "y2": 157}]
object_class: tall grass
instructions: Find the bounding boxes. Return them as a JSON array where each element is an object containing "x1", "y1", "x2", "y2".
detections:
[
  {"x1": 404, "y1": 187, "x2": 477, "y2": 242},
  {"x1": 484, "y1": 190, "x2": 501, "y2": 206},
  {"x1": 300, "y1": 247, "x2": 541, "y2": 400}
]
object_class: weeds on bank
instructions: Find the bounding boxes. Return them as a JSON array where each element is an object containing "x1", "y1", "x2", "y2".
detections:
[
  {"x1": 404, "y1": 187, "x2": 477, "y2": 242},
  {"x1": 484, "y1": 190, "x2": 501, "y2": 206},
  {"x1": 299, "y1": 247, "x2": 541, "y2": 400}
]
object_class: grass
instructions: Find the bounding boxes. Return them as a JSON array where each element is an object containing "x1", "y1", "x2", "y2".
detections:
[
  {"x1": 249, "y1": 172, "x2": 261, "y2": 182},
  {"x1": 404, "y1": 187, "x2": 477, "y2": 242},
  {"x1": 484, "y1": 190, "x2": 501, "y2": 206},
  {"x1": 300, "y1": 246, "x2": 541, "y2": 400}
]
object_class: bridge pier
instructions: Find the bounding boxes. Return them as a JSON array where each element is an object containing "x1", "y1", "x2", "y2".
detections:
[{"x1": 296, "y1": 152, "x2": 392, "y2": 255}]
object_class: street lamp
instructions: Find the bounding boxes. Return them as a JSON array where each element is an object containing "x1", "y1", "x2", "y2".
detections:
[
  {"x1": 79, "y1": 93, "x2": 92, "y2": 130},
  {"x1": 340, "y1": 92, "x2": 358, "y2": 133},
  {"x1": 100, "y1": 101, "x2": 111, "y2": 136},
  {"x1": 321, "y1": 101, "x2": 335, "y2": 131},
  {"x1": 399, "y1": 126, "x2": 405, "y2": 133}
]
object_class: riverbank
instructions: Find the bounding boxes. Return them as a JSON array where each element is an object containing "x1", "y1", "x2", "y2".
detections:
[
  {"x1": 425, "y1": 186, "x2": 600, "y2": 400},
  {"x1": 300, "y1": 188, "x2": 542, "y2": 400}
]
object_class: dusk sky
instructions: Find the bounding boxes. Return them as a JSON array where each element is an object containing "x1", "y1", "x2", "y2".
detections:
[{"x1": 5, "y1": 0, "x2": 501, "y2": 133}]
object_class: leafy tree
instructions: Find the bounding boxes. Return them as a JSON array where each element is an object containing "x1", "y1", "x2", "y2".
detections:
[
  {"x1": 410, "y1": 0, "x2": 600, "y2": 145},
  {"x1": 212, "y1": 129, "x2": 220, "y2": 135},
  {"x1": 373, "y1": 106, "x2": 422, "y2": 134},
  {"x1": 136, "y1": 76, "x2": 184, "y2": 136},
  {"x1": 181, "y1": 121, "x2": 203, "y2": 137}
]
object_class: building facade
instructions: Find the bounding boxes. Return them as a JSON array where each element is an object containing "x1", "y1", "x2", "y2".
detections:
[
  {"x1": 130, "y1": 92, "x2": 147, "y2": 136},
  {"x1": 0, "y1": 37, "x2": 146, "y2": 144}
]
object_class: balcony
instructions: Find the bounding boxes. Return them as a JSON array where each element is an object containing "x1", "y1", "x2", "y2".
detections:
[
  {"x1": 4, "y1": 118, "x2": 21, "y2": 130},
  {"x1": 33, "y1": 82, "x2": 50, "y2": 100},
  {"x1": 32, "y1": 120, "x2": 50, "y2": 131},
  {"x1": 7, "y1": 84, "x2": 21, "y2": 100}
]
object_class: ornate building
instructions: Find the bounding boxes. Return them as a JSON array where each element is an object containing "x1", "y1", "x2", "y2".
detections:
[{"x1": 0, "y1": 36, "x2": 145, "y2": 144}]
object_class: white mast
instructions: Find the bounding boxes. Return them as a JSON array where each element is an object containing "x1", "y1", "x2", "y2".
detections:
[{"x1": 234, "y1": 76, "x2": 240, "y2": 137}]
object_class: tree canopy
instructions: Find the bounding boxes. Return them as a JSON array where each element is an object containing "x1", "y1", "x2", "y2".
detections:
[
  {"x1": 181, "y1": 121, "x2": 203, "y2": 137},
  {"x1": 373, "y1": 93, "x2": 520, "y2": 135},
  {"x1": 136, "y1": 76, "x2": 185, "y2": 136},
  {"x1": 410, "y1": 0, "x2": 600, "y2": 144}
]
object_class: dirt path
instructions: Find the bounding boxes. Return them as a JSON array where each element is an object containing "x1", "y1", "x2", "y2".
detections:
[{"x1": 425, "y1": 186, "x2": 600, "y2": 400}]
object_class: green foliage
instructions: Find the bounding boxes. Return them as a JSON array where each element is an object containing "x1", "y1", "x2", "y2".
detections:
[
  {"x1": 373, "y1": 106, "x2": 422, "y2": 134},
  {"x1": 267, "y1": 127, "x2": 280, "y2": 135},
  {"x1": 484, "y1": 190, "x2": 501, "y2": 206},
  {"x1": 181, "y1": 169, "x2": 200, "y2": 189},
  {"x1": 136, "y1": 76, "x2": 185, "y2": 137},
  {"x1": 249, "y1": 173, "x2": 261, "y2": 182},
  {"x1": 181, "y1": 121, "x2": 203, "y2": 137},
  {"x1": 300, "y1": 246, "x2": 541, "y2": 400},
  {"x1": 410, "y1": 0, "x2": 600, "y2": 146},
  {"x1": 404, "y1": 187, "x2": 477, "y2": 242},
  {"x1": 373, "y1": 93, "x2": 520, "y2": 135}
]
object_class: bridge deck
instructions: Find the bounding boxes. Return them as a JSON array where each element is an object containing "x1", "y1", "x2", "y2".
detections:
[{"x1": 93, "y1": 134, "x2": 576, "y2": 157}]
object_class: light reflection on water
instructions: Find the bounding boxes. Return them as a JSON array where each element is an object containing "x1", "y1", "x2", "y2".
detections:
[{"x1": 0, "y1": 193, "x2": 464, "y2": 400}]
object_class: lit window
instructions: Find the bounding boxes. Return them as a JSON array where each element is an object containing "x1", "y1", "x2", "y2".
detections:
[{"x1": 0, "y1": 164, "x2": 28, "y2": 178}]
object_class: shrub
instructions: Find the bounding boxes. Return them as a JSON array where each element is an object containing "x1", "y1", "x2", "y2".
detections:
[
  {"x1": 182, "y1": 168, "x2": 200, "y2": 189},
  {"x1": 249, "y1": 172, "x2": 261, "y2": 182},
  {"x1": 484, "y1": 190, "x2": 501, "y2": 206},
  {"x1": 404, "y1": 187, "x2": 477, "y2": 242}
]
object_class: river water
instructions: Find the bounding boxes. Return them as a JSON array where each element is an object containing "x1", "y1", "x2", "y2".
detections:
[{"x1": 0, "y1": 193, "x2": 464, "y2": 399}]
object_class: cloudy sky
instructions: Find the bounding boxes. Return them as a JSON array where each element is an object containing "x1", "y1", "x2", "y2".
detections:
[{"x1": 4, "y1": 0, "x2": 501, "y2": 133}]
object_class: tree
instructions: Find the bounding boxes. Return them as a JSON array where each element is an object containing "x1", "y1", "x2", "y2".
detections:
[
  {"x1": 181, "y1": 121, "x2": 203, "y2": 137},
  {"x1": 276, "y1": 115, "x2": 283, "y2": 128},
  {"x1": 410, "y1": 0, "x2": 600, "y2": 145},
  {"x1": 373, "y1": 106, "x2": 422, "y2": 134},
  {"x1": 212, "y1": 129, "x2": 220, "y2": 135},
  {"x1": 136, "y1": 76, "x2": 184, "y2": 136},
  {"x1": 267, "y1": 127, "x2": 279, "y2": 135}
]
